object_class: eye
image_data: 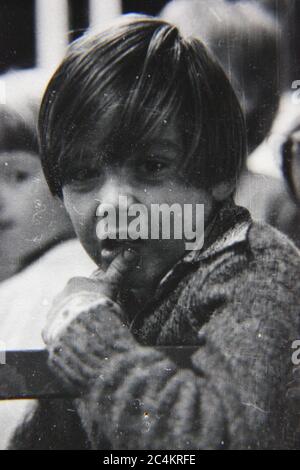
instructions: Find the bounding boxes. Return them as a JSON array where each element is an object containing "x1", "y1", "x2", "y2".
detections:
[
  {"x1": 72, "y1": 168, "x2": 97, "y2": 182},
  {"x1": 138, "y1": 157, "x2": 169, "y2": 177},
  {"x1": 65, "y1": 166, "x2": 102, "y2": 192},
  {"x1": 14, "y1": 170, "x2": 31, "y2": 183},
  {"x1": 145, "y1": 161, "x2": 166, "y2": 173},
  {"x1": 69, "y1": 165, "x2": 103, "y2": 184}
]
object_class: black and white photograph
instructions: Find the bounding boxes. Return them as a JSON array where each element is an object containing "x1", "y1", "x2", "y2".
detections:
[{"x1": 0, "y1": 0, "x2": 300, "y2": 452}]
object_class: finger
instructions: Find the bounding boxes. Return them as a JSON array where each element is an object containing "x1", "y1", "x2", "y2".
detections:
[
  {"x1": 90, "y1": 268, "x2": 106, "y2": 281},
  {"x1": 105, "y1": 249, "x2": 139, "y2": 288}
]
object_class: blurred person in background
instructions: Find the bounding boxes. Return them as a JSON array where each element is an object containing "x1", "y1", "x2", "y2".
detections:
[
  {"x1": 245, "y1": 0, "x2": 300, "y2": 248},
  {"x1": 161, "y1": 0, "x2": 280, "y2": 155},
  {"x1": 248, "y1": 0, "x2": 300, "y2": 247},
  {"x1": 251, "y1": 94, "x2": 300, "y2": 248},
  {"x1": 283, "y1": 124, "x2": 300, "y2": 206},
  {"x1": 0, "y1": 69, "x2": 74, "y2": 282},
  {"x1": 161, "y1": 0, "x2": 300, "y2": 246},
  {"x1": 279, "y1": 122, "x2": 300, "y2": 246},
  {"x1": 0, "y1": 69, "x2": 96, "y2": 450}
]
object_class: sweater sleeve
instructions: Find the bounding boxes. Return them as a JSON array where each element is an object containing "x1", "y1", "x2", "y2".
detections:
[
  {"x1": 47, "y1": 299, "x2": 248, "y2": 450},
  {"x1": 46, "y1": 241, "x2": 300, "y2": 450}
]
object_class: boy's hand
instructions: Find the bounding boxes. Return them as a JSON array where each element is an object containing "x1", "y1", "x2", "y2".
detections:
[
  {"x1": 43, "y1": 249, "x2": 138, "y2": 345},
  {"x1": 57, "y1": 248, "x2": 138, "y2": 300}
]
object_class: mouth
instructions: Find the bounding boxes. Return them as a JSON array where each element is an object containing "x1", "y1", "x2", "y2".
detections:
[{"x1": 100, "y1": 237, "x2": 143, "y2": 267}]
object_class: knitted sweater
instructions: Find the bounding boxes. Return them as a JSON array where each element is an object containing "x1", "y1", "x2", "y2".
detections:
[{"x1": 11, "y1": 204, "x2": 300, "y2": 450}]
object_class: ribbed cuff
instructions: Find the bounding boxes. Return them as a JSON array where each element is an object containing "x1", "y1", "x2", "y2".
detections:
[{"x1": 47, "y1": 296, "x2": 134, "y2": 392}]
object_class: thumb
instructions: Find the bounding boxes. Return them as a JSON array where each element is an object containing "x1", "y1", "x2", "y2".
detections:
[{"x1": 105, "y1": 248, "x2": 139, "y2": 289}]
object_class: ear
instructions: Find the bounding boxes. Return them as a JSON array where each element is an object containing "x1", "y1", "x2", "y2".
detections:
[{"x1": 212, "y1": 181, "x2": 235, "y2": 201}]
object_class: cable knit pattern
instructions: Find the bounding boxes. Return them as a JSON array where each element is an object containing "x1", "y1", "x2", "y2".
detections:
[{"x1": 11, "y1": 205, "x2": 300, "y2": 450}]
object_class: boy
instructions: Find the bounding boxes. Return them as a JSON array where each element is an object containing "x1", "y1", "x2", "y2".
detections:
[{"x1": 12, "y1": 16, "x2": 300, "y2": 450}]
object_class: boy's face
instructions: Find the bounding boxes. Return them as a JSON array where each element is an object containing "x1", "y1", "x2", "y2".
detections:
[
  {"x1": 62, "y1": 120, "x2": 213, "y2": 294},
  {"x1": 0, "y1": 151, "x2": 68, "y2": 278}
]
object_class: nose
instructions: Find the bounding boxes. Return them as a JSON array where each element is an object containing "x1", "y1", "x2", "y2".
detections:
[
  {"x1": 95, "y1": 176, "x2": 139, "y2": 237},
  {"x1": 96, "y1": 176, "x2": 138, "y2": 209}
]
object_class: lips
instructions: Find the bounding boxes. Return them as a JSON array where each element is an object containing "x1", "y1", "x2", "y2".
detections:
[{"x1": 100, "y1": 238, "x2": 142, "y2": 267}]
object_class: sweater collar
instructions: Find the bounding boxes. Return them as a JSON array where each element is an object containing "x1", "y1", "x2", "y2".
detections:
[
  {"x1": 155, "y1": 200, "x2": 252, "y2": 296},
  {"x1": 185, "y1": 200, "x2": 251, "y2": 263}
]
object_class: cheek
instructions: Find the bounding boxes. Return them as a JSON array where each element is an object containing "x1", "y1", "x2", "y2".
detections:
[
  {"x1": 148, "y1": 183, "x2": 204, "y2": 205},
  {"x1": 16, "y1": 176, "x2": 49, "y2": 213},
  {"x1": 11, "y1": 186, "x2": 38, "y2": 220},
  {"x1": 294, "y1": 158, "x2": 300, "y2": 182},
  {"x1": 154, "y1": 238, "x2": 185, "y2": 262},
  {"x1": 136, "y1": 238, "x2": 185, "y2": 286},
  {"x1": 63, "y1": 192, "x2": 98, "y2": 242}
]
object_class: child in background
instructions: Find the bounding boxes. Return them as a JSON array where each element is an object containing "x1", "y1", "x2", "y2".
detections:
[
  {"x1": 0, "y1": 70, "x2": 96, "y2": 450},
  {"x1": 161, "y1": 0, "x2": 280, "y2": 154},
  {"x1": 280, "y1": 123, "x2": 300, "y2": 245},
  {"x1": 11, "y1": 16, "x2": 300, "y2": 450},
  {"x1": 0, "y1": 70, "x2": 74, "y2": 282}
]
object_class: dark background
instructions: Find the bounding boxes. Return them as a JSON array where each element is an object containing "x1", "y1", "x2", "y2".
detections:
[
  {"x1": 0, "y1": 0, "x2": 36, "y2": 72},
  {"x1": 0, "y1": 0, "x2": 170, "y2": 72},
  {"x1": 0, "y1": 0, "x2": 299, "y2": 85}
]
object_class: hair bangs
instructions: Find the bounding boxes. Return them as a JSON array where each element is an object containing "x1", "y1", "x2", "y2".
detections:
[
  {"x1": 39, "y1": 15, "x2": 246, "y2": 198},
  {"x1": 40, "y1": 18, "x2": 187, "y2": 194}
]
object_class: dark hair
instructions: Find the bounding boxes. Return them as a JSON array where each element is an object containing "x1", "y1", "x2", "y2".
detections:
[
  {"x1": 39, "y1": 15, "x2": 246, "y2": 199},
  {"x1": 0, "y1": 104, "x2": 39, "y2": 156}
]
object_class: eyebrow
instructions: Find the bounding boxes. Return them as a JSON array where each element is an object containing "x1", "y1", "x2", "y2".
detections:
[
  {"x1": 138, "y1": 138, "x2": 183, "y2": 155},
  {"x1": 70, "y1": 137, "x2": 184, "y2": 170}
]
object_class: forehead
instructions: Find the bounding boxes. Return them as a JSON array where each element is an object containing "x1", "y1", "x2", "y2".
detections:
[
  {"x1": 75, "y1": 110, "x2": 183, "y2": 160},
  {"x1": 0, "y1": 151, "x2": 41, "y2": 171}
]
